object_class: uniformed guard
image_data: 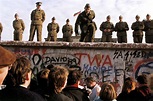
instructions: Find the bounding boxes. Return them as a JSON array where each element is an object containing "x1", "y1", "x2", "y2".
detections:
[
  {"x1": 131, "y1": 15, "x2": 144, "y2": 43},
  {"x1": 62, "y1": 19, "x2": 73, "y2": 42},
  {"x1": 100, "y1": 15, "x2": 114, "y2": 42},
  {"x1": 115, "y1": 15, "x2": 129, "y2": 43},
  {"x1": 47, "y1": 17, "x2": 59, "y2": 41},
  {"x1": 13, "y1": 13, "x2": 25, "y2": 41},
  {"x1": 0, "y1": 22, "x2": 3, "y2": 41},
  {"x1": 75, "y1": 3, "x2": 96, "y2": 42},
  {"x1": 29, "y1": 2, "x2": 45, "y2": 41},
  {"x1": 143, "y1": 14, "x2": 153, "y2": 43}
]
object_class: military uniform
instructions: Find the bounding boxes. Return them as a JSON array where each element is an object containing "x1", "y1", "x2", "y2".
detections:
[
  {"x1": 75, "y1": 4, "x2": 96, "y2": 42},
  {"x1": 100, "y1": 21, "x2": 114, "y2": 42},
  {"x1": 29, "y1": 2, "x2": 45, "y2": 41},
  {"x1": 62, "y1": 23, "x2": 73, "y2": 42},
  {"x1": 143, "y1": 20, "x2": 153, "y2": 43},
  {"x1": 115, "y1": 21, "x2": 129, "y2": 43},
  {"x1": 47, "y1": 22, "x2": 59, "y2": 41},
  {"x1": 13, "y1": 19, "x2": 25, "y2": 41},
  {"x1": 0, "y1": 23, "x2": 3, "y2": 41},
  {"x1": 131, "y1": 21, "x2": 144, "y2": 43}
]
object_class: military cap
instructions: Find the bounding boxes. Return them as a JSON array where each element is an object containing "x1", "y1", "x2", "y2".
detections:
[
  {"x1": 36, "y1": 2, "x2": 42, "y2": 6},
  {"x1": 0, "y1": 46, "x2": 16, "y2": 68},
  {"x1": 66, "y1": 19, "x2": 70, "y2": 22},
  {"x1": 85, "y1": 3, "x2": 90, "y2": 8},
  {"x1": 136, "y1": 15, "x2": 140, "y2": 18},
  {"x1": 14, "y1": 13, "x2": 19, "y2": 17},
  {"x1": 119, "y1": 15, "x2": 123, "y2": 18},
  {"x1": 147, "y1": 14, "x2": 150, "y2": 16},
  {"x1": 107, "y1": 15, "x2": 111, "y2": 19},
  {"x1": 52, "y1": 17, "x2": 55, "y2": 20}
]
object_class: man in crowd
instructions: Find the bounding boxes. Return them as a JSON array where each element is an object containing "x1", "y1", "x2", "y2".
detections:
[
  {"x1": 47, "y1": 17, "x2": 59, "y2": 41},
  {"x1": 100, "y1": 15, "x2": 114, "y2": 42},
  {"x1": 29, "y1": 2, "x2": 45, "y2": 41},
  {"x1": 131, "y1": 15, "x2": 144, "y2": 43},
  {"x1": 13, "y1": 13, "x2": 25, "y2": 41},
  {"x1": 75, "y1": 3, "x2": 96, "y2": 42},
  {"x1": 62, "y1": 19, "x2": 73, "y2": 42},
  {"x1": 115, "y1": 15, "x2": 129, "y2": 43}
]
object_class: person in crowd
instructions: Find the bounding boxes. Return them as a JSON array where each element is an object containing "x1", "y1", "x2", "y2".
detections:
[
  {"x1": 13, "y1": 13, "x2": 25, "y2": 41},
  {"x1": 85, "y1": 76, "x2": 101, "y2": 101},
  {"x1": 63, "y1": 70, "x2": 90, "y2": 101},
  {"x1": 115, "y1": 15, "x2": 129, "y2": 43},
  {"x1": 29, "y1": 2, "x2": 45, "y2": 41},
  {"x1": 117, "y1": 77, "x2": 136, "y2": 101},
  {"x1": 148, "y1": 74, "x2": 153, "y2": 101},
  {"x1": 128, "y1": 74, "x2": 151, "y2": 101},
  {"x1": 75, "y1": 3, "x2": 96, "y2": 42},
  {"x1": 143, "y1": 14, "x2": 153, "y2": 43},
  {"x1": 47, "y1": 17, "x2": 59, "y2": 41},
  {"x1": 47, "y1": 65, "x2": 73, "y2": 101},
  {"x1": 0, "y1": 46, "x2": 16, "y2": 90},
  {"x1": 131, "y1": 15, "x2": 144, "y2": 43},
  {"x1": 94, "y1": 82, "x2": 117, "y2": 101},
  {"x1": 62, "y1": 19, "x2": 73, "y2": 42},
  {"x1": 0, "y1": 56, "x2": 45, "y2": 101},
  {"x1": 100, "y1": 15, "x2": 114, "y2": 42}
]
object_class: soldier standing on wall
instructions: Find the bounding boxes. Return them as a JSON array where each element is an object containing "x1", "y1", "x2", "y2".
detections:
[
  {"x1": 115, "y1": 15, "x2": 129, "y2": 43},
  {"x1": 47, "y1": 17, "x2": 59, "y2": 41},
  {"x1": 100, "y1": 15, "x2": 114, "y2": 42},
  {"x1": 131, "y1": 15, "x2": 144, "y2": 43},
  {"x1": 13, "y1": 13, "x2": 25, "y2": 41},
  {"x1": 29, "y1": 2, "x2": 45, "y2": 41},
  {"x1": 62, "y1": 19, "x2": 73, "y2": 42},
  {"x1": 0, "y1": 22, "x2": 3, "y2": 41},
  {"x1": 75, "y1": 3, "x2": 96, "y2": 42},
  {"x1": 143, "y1": 14, "x2": 153, "y2": 43}
]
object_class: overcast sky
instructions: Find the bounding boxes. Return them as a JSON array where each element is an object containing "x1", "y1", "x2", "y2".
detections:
[{"x1": 0, "y1": 0, "x2": 153, "y2": 43}]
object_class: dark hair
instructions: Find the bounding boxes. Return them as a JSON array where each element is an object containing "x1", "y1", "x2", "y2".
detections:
[
  {"x1": 122, "y1": 80, "x2": 135, "y2": 93},
  {"x1": 99, "y1": 83, "x2": 116, "y2": 101},
  {"x1": 48, "y1": 66, "x2": 69, "y2": 93},
  {"x1": 137, "y1": 74, "x2": 147, "y2": 84},
  {"x1": 67, "y1": 70, "x2": 82, "y2": 85},
  {"x1": 85, "y1": 76, "x2": 96, "y2": 83}
]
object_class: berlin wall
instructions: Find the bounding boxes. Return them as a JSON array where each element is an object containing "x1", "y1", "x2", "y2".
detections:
[{"x1": 1, "y1": 41, "x2": 153, "y2": 95}]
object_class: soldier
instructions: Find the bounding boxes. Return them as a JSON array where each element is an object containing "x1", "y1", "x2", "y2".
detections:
[
  {"x1": 100, "y1": 15, "x2": 114, "y2": 42},
  {"x1": 47, "y1": 17, "x2": 59, "y2": 41},
  {"x1": 75, "y1": 3, "x2": 96, "y2": 42},
  {"x1": 62, "y1": 19, "x2": 73, "y2": 42},
  {"x1": 131, "y1": 15, "x2": 144, "y2": 43},
  {"x1": 143, "y1": 14, "x2": 153, "y2": 43},
  {"x1": 29, "y1": 2, "x2": 45, "y2": 41},
  {"x1": 115, "y1": 16, "x2": 129, "y2": 43},
  {"x1": 0, "y1": 22, "x2": 3, "y2": 41},
  {"x1": 13, "y1": 13, "x2": 25, "y2": 41}
]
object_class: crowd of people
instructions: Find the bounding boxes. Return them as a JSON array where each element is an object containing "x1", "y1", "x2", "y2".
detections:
[
  {"x1": 0, "y1": 2, "x2": 153, "y2": 43},
  {"x1": 0, "y1": 46, "x2": 153, "y2": 101}
]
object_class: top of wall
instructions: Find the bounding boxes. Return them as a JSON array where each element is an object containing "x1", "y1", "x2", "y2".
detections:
[{"x1": 0, "y1": 41, "x2": 153, "y2": 50}]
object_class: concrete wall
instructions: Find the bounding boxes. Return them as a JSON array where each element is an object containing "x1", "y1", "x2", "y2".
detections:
[{"x1": 1, "y1": 41, "x2": 153, "y2": 95}]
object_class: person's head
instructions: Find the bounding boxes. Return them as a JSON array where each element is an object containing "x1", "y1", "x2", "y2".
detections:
[
  {"x1": 14, "y1": 13, "x2": 19, "y2": 20},
  {"x1": 137, "y1": 74, "x2": 147, "y2": 87},
  {"x1": 119, "y1": 15, "x2": 123, "y2": 21},
  {"x1": 122, "y1": 80, "x2": 136, "y2": 93},
  {"x1": 47, "y1": 64, "x2": 54, "y2": 70},
  {"x1": 107, "y1": 15, "x2": 111, "y2": 22},
  {"x1": 148, "y1": 74, "x2": 153, "y2": 93},
  {"x1": 66, "y1": 19, "x2": 70, "y2": 25},
  {"x1": 48, "y1": 65, "x2": 69, "y2": 93},
  {"x1": 37, "y1": 69, "x2": 50, "y2": 88},
  {"x1": 135, "y1": 15, "x2": 140, "y2": 21},
  {"x1": 85, "y1": 76, "x2": 97, "y2": 89},
  {"x1": 10, "y1": 56, "x2": 31, "y2": 87},
  {"x1": 99, "y1": 82, "x2": 116, "y2": 101},
  {"x1": 67, "y1": 70, "x2": 82, "y2": 86},
  {"x1": 0, "y1": 46, "x2": 16, "y2": 85},
  {"x1": 84, "y1": 3, "x2": 91, "y2": 14},
  {"x1": 52, "y1": 17, "x2": 56, "y2": 23},
  {"x1": 146, "y1": 14, "x2": 151, "y2": 21},
  {"x1": 36, "y1": 2, "x2": 42, "y2": 9}
]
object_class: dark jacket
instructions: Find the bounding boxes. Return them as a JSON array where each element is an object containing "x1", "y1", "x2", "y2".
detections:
[
  {"x1": 0, "y1": 86, "x2": 45, "y2": 101},
  {"x1": 63, "y1": 86, "x2": 90, "y2": 101},
  {"x1": 117, "y1": 91, "x2": 130, "y2": 101}
]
